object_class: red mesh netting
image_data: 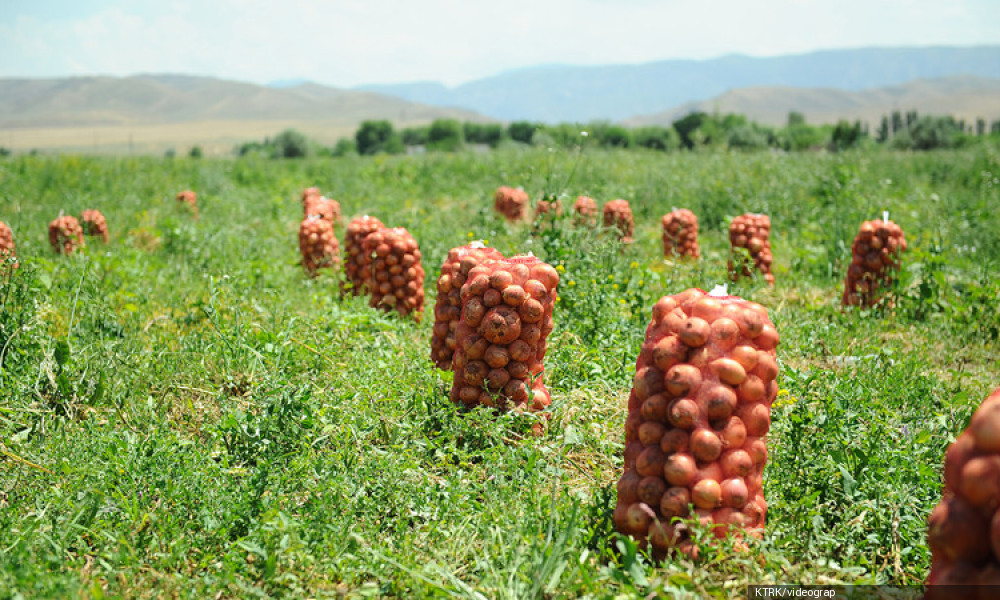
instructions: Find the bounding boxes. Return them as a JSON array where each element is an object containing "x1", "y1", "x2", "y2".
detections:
[
  {"x1": 613, "y1": 288, "x2": 780, "y2": 559},
  {"x1": 494, "y1": 186, "x2": 529, "y2": 221},
  {"x1": 728, "y1": 214, "x2": 774, "y2": 285},
  {"x1": 48, "y1": 215, "x2": 85, "y2": 255},
  {"x1": 662, "y1": 209, "x2": 700, "y2": 259},
  {"x1": 343, "y1": 216, "x2": 385, "y2": 296},
  {"x1": 299, "y1": 217, "x2": 340, "y2": 277},
  {"x1": 430, "y1": 244, "x2": 505, "y2": 370},
  {"x1": 603, "y1": 199, "x2": 634, "y2": 243},
  {"x1": 449, "y1": 256, "x2": 559, "y2": 423},
  {"x1": 363, "y1": 227, "x2": 425, "y2": 320},
  {"x1": 81, "y1": 209, "x2": 109, "y2": 243},
  {"x1": 923, "y1": 387, "x2": 1000, "y2": 591},
  {"x1": 842, "y1": 219, "x2": 907, "y2": 307}
]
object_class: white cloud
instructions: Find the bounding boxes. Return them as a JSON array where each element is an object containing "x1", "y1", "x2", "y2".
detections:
[{"x1": 1, "y1": 0, "x2": 998, "y2": 86}]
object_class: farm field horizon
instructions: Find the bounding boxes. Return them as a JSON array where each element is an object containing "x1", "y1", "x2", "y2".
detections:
[{"x1": 1, "y1": 144, "x2": 999, "y2": 597}]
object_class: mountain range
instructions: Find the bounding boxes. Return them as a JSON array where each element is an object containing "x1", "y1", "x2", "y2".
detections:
[
  {"x1": 1, "y1": 45, "x2": 999, "y2": 154},
  {"x1": 359, "y1": 45, "x2": 1000, "y2": 122}
]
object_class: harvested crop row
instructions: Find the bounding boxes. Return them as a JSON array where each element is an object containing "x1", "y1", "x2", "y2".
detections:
[
  {"x1": 364, "y1": 227, "x2": 425, "y2": 320},
  {"x1": 449, "y1": 256, "x2": 559, "y2": 423},
  {"x1": 614, "y1": 288, "x2": 779, "y2": 558},
  {"x1": 662, "y1": 209, "x2": 700, "y2": 259},
  {"x1": 729, "y1": 214, "x2": 774, "y2": 285},
  {"x1": 431, "y1": 243, "x2": 505, "y2": 370},
  {"x1": 842, "y1": 219, "x2": 907, "y2": 307}
]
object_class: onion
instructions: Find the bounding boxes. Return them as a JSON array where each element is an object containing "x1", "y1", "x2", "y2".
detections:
[
  {"x1": 710, "y1": 358, "x2": 747, "y2": 386},
  {"x1": 638, "y1": 422, "x2": 667, "y2": 447},
  {"x1": 678, "y1": 317, "x2": 711, "y2": 347},
  {"x1": 927, "y1": 495, "x2": 991, "y2": 562},
  {"x1": 959, "y1": 456, "x2": 1000, "y2": 510},
  {"x1": 663, "y1": 453, "x2": 697, "y2": 486},
  {"x1": 720, "y1": 477, "x2": 749, "y2": 508},
  {"x1": 665, "y1": 364, "x2": 703, "y2": 397},
  {"x1": 720, "y1": 449, "x2": 754, "y2": 478},
  {"x1": 659, "y1": 428, "x2": 689, "y2": 454},
  {"x1": 640, "y1": 394, "x2": 671, "y2": 423},
  {"x1": 690, "y1": 428, "x2": 723, "y2": 462},
  {"x1": 970, "y1": 399, "x2": 1000, "y2": 453},
  {"x1": 660, "y1": 486, "x2": 692, "y2": 518},
  {"x1": 692, "y1": 479, "x2": 722, "y2": 509},
  {"x1": 637, "y1": 476, "x2": 667, "y2": 506},
  {"x1": 636, "y1": 446, "x2": 667, "y2": 478},
  {"x1": 616, "y1": 470, "x2": 641, "y2": 505},
  {"x1": 668, "y1": 398, "x2": 699, "y2": 429},
  {"x1": 625, "y1": 502, "x2": 655, "y2": 535}
]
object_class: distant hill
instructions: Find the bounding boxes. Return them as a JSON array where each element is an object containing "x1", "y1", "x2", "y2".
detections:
[
  {"x1": 359, "y1": 46, "x2": 1000, "y2": 122},
  {"x1": 624, "y1": 76, "x2": 1000, "y2": 128},
  {"x1": 0, "y1": 74, "x2": 491, "y2": 154}
]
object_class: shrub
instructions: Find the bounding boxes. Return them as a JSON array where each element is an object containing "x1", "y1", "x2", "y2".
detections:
[
  {"x1": 427, "y1": 119, "x2": 464, "y2": 152},
  {"x1": 272, "y1": 128, "x2": 310, "y2": 158},
  {"x1": 356, "y1": 120, "x2": 403, "y2": 155}
]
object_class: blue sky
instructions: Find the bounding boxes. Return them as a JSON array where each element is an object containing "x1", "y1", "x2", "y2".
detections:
[{"x1": 2, "y1": 0, "x2": 999, "y2": 88}]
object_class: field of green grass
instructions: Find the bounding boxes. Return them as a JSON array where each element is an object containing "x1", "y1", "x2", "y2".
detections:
[{"x1": 1, "y1": 144, "x2": 999, "y2": 598}]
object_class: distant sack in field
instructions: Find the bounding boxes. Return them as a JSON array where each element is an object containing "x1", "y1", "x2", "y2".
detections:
[
  {"x1": 48, "y1": 215, "x2": 85, "y2": 255},
  {"x1": 449, "y1": 255, "x2": 559, "y2": 432},
  {"x1": 342, "y1": 216, "x2": 385, "y2": 296},
  {"x1": 534, "y1": 195, "x2": 563, "y2": 220},
  {"x1": 842, "y1": 219, "x2": 907, "y2": 307},
  {"x1": 662, "y1": 209, "x2": 700, "y2": 260},
  {"x1": 614, "y1": 288, "x2": 779, "y2": 559},
  {"x1": 364, "y1": 227, "x2": 425, "y2": 320},
  {"x1": 302, "y1": 188, "x2": 342, "y2": 227},
  {"x1": 431, "y1": 243, "x2": 505, "y2": 370},
  {"x1": 494, "y1": 186, "x2": 530, "y2": 221},
  {"x1": 80, "y1": 209, "x2": 109, "y2": 243},
  {"x1": 923, "y1": 387, "x2": 1000, "y2": 593},
  {"x1": 0, "y1": 221, "x2": 17, "y2": 268},
  {"x1": 603, "y1": 199, "x2": 634, "y2": 243},
  {"x1": 299, "y1": 216, "x2": 340, "y2": 277},
  {"x1": 572, "y1": 196, "x2": 598, "y2": 227},
  {"x1": 176, "y1": 190, "x2": 198, "y2": 219},
  {"x1": 728, "y1": 214, "x2": 774, "y2": 286}
]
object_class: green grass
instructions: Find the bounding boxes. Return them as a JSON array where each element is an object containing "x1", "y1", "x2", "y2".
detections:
[{"x1": 1, "y1": 144, "x2": 999, "y2": 598}]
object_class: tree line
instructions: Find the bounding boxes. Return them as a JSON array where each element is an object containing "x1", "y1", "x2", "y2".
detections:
[{"x1": 232, "y1": 109, "x2": 1000, "y2": 159}]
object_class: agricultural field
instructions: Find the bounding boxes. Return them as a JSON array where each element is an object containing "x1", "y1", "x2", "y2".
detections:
[{"x1": 1, "y1": 143, "x2": 999, "y2": 598}]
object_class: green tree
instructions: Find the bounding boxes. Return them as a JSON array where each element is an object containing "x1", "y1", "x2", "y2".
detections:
[
  {"x1": 726, "y1": 124, "x2": 770, "y2": 151},
  {"x1": 877, "y1": 116, "x2": 890, "y2": 143},
  {"x1": 356, "y1": 120, "x2": 402, "y2": 155},
  {"x1": 787, "y1": 111, "x2": 806, "y2": 127},
  {"x1": 427, "y1": 119, "x2": 464, "y2": 151},
  {"x1": 463, "y1": 122, "x2": 504, "y2": 147},
  {"x1": 891, "y1": 111, "x2": 903, "y2": 135},
  {"x1": 672, "y1": 112, "x2": 709, "y2": 149},
  {"x1": 633, "y1": 126, "x2": 679, "y2": 151},
  {"x1": 332, "y1": 138, "x2": 357, "y2": 157},
  {"x1": 508, "y1": 121, "x2": 538, "y2": 144},
  {"x1": 401, "y1": 126, "x2": 429, "y2": 147},
  {"x1": 272, "y1": 128, "x2": 310, "y2": 158},
  {"x1": 831, "y1": 120, "x2": 865, "y2": 151}
]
